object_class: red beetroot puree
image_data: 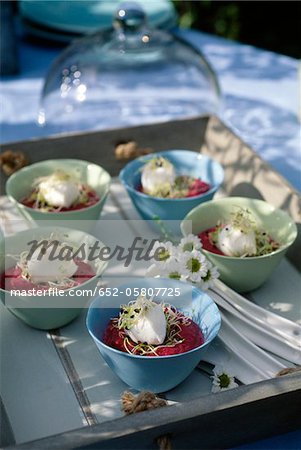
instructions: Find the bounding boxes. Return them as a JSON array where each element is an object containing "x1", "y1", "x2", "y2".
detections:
[
  {"x1": 0, "y1": 260, "x2": 95, "y2": 292},
  {"x1": 103, "y1": 314, "x2": 205, "y2": 356},
  {"x1": 198, "y1": 227, "x2": 224, "y2": 256},
  {"x1": 137, "y1": 178, "x2": 211, "y2": 198},
  {"x1": 186, "y1": 179, "x2": 211, "y2": 197},
  {"x1": 22, "y1": 189, "x2": 100, "y2": 212}
]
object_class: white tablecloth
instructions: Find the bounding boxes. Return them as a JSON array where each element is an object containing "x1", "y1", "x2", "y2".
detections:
[{"x1": 0, "y1": 28, "x2": 300, "y2": 191}]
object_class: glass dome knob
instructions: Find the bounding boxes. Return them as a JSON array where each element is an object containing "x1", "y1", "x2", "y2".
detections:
[{"x1": 114, "y1": 2, "x2": 146, "y2": 32}]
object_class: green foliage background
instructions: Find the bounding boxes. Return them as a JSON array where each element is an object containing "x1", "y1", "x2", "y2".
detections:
[{"x1": 173, "y1": 1, "x2": 300, "y2": 58}]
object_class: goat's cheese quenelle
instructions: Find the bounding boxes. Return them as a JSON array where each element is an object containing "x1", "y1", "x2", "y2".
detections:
[
  {"x1": 141, "y1": 157, "x2": 176, "y2": 195},
  {"x1": 217, "y1": 224, "x2": 257, "y2": 257},
  {"x1": 27, "y1": 244, "x2": 78, "y2": 283},
  {"x1": 121, "y1": 296, "x2": 167, "y2": 345},
  {"x1": 38, "y1": 172, "x2": 80, "y2": 208}
]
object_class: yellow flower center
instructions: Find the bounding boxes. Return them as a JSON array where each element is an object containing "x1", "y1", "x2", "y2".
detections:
[
  {"x1": 218, "y1": 373, "x2": 231, "y2": 388},
  {"x1": 183, "y1": 242, "x2": 194, "y2": 252},
  {"x1": 187, "y1": 257, "x2": 201, "y2": 273},
  {"x1": 158, "y1": 249, "x2": 170, "y2": 261}
]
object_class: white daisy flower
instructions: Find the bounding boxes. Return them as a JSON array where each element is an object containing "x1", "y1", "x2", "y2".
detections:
[
  {"x1": 183, "y1": 250, "x2": 208, "y2": 283},
  {"x1": 146, "y1": 238, "x2": 219, "y2": 291},
  {"x1": 160, "y1": 259, "x2": 188, "y2": 282},
  {"x1": 211, "y1": 366, "x2": 239, "y2": 393},
  {"x1": 179, "y1": 234, "x2": 202, "y2": 253},
  {"x1": 149, "y1": 241, "x2": 178, "y2": 270},
  {"x1": 199, "y1": 261, "x2": 219, "y2": 290}
]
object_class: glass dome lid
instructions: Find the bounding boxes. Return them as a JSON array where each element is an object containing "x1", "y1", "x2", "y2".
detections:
[{"x1": 39, "y1": 2, "x2": 221, "y2": 134}]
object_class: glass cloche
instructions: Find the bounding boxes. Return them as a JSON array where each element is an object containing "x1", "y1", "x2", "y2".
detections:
[{"x1": 38, "y1": 2, "x2": 221, "y2": 134}]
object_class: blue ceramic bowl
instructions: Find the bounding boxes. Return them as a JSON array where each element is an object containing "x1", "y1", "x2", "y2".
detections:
[
  {"x1": 86, "y1": 278, "x2": 221, "y2": 393},
  {"x1": 119, "y1": 150, "x2": 224, "y2": 234}
]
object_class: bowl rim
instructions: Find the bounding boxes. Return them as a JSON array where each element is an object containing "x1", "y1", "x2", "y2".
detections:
[
  {"x1": 181, "y1": 196, "x2": 298, "y2": 261},
  {"x1": 119, "y1": 150, "x2": 224, "y2": 203},
  {"x1": 0, "y1": 225, "x2": 108, "y2": 295},
  {"x1": 6, "y1": 158, "x2": 111, "y2": 216},
  {"x1": 86, "y1": 284, "x2": 221, "y2": 360}
]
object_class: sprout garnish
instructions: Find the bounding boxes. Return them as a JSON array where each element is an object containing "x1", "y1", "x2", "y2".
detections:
[{"x1": 114, "y1": 296, "x2": 191, "y2": 356}]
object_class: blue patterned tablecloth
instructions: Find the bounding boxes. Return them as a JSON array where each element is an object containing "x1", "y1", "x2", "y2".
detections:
[{"x1": 0, "y1": 28, "x2": 300, "y2": 191}]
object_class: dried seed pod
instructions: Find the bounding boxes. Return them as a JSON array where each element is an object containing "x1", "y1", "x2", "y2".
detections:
[
  {"x1": 115, "y1": 140, "x2": 153, "y2": 160},
  {"x1": 0, "y1": 150, "x2": 29, "y2": 175},
  {"x1": 115, "y1": 141, "x2": 138, "y2": 160}
]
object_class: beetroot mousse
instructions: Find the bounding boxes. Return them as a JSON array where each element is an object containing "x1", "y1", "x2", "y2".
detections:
[
  {"x1": 102, "y1": 313, "x2": 205, "y2": 356},
  {"x1": 1, "y1": 260, "x2": 95, "y2": 292}
]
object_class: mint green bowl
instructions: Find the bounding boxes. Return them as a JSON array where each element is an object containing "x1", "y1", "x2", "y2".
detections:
[
  {"x1": 181, "y1": 197, "x2": 298, "y2": 293},
  {"x1": 6, "y1": 159, "x2": 111, "y2": 230},
  {"x1": 0, "y1": 226, "x2": 107, "y2": 330}
]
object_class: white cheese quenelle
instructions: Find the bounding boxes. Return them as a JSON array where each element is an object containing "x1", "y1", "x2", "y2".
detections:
[
  {"x1": 37, "y1": 172, "x2": 80, "y2": 208},
  {"x1": 124, "y1": 297, "x2": 167, "y2": 345},
  {"x1": 27, "y1": 244, "x2": 78, "y2": 284},
  {"x1": 217, "y1": 224, "x2": 257, "y2": 257},
  {"x1": 141, "y1": 157, "x2": 176, "y2": 195}
]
